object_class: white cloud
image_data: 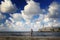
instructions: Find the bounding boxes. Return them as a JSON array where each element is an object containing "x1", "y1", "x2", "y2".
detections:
[
  {"x1": 7, "y1": 13, "x2": 31, "y2": 31},
  {"x1": 1, "y1": 1, "x2": 60, "y2": 31},
  {"x1": 0, "y1": 0, "x2": 17, "y2": 13},
  {"x1": 43, "y1": 2, "x2": 60, "y2": 27},
  {"x1": 21, "y1": 0, "x2": 42, "y2": 21},
  {"x1": 10, "y1": 13, "x2": 25, "y2": 22},
  {"x1": 7, "y1": 13, "x2": 46, "y2": 31},
  {"x1": 0, "y1": 13, "x2": 43, "y2": 31},
  {"x1": 48, "y1": 2, "x2": 60, "y2": 18}
]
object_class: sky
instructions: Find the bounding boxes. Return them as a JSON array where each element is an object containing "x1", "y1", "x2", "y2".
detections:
[{"x1": 0, "y1": 0, "x2": 60, "y2": 31}]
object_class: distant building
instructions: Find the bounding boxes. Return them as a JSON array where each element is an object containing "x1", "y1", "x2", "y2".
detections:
[
  {"x1": 52, "y1": 27, "x2": 60, "y2": 32},
  {"x1": 41, "y1": 27, "x2": 52, "y2": 32},
  {"x1": 38, "y1": 27, "x2": 60, "y2": 32}
]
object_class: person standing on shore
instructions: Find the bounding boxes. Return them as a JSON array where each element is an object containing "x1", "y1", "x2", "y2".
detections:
[{"x1": 31, "y1": 29, "x2": 33, "y2": 36}]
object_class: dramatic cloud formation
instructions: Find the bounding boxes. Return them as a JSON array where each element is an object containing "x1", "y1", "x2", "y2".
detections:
[
  {"x1": 48, "y1": 2, "x2": 60, "y2": 18},
  {"x1": 0, "y1": 0, "x2": 17, "y2": 13},
  {"x1": 21, "y1": 0, "x2": 42, "y2": 21},
  {"x1": 45, "y1": 2, "x2": 60, "y2": 27},
  {"x1": 7, "y1": 13, "x2": 42, "y2": 31},
  {"x1": 0, "y1": 0, "x2": 60, "y2": 31}
]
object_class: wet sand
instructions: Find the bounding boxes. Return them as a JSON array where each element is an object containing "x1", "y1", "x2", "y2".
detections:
[{"x1": 0, "y1": 36, "x2": 60, "y2": 40}]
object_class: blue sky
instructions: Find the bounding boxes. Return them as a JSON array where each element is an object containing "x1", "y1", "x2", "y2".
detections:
[
  {"x1": 0, "y1": 0, "x2": 60, "y2": 31},
  {"x1": 0, "y1": 0, "x2": 58, "y2": 10}
]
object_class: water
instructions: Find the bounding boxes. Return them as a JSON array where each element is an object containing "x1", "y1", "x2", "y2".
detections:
[{"x1": 0, "y1": 32, "x2": 60, "y2": 37}]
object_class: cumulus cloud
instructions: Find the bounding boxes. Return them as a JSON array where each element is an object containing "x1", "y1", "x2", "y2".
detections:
[
  {"x1": 43, "y1": 2, "x2": 60, "y2": 27},
  {"x1": 10, "y1": 13, "x2": 24, "y2": 22},
  {"x1": 21, "y1": 0, "x2": 42, "y2": 21},
  {"x1": 0, "y1": 13, "x2": 43, "y2": 31},
  {"x1": 0, "y1": 0, "x2": 60, "y2": 31},
  {"x1": 0, "y1": 0, "x2": 17, "y2": 13},
  {"x1": 48, "y1": 2, "x2": 60, "y2": 18},
  {"x1": 8, "y1": 13, "x2": 41, "y2": 31}
]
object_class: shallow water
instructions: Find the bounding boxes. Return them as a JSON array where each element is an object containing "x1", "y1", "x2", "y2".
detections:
[{"x1": 0, "y1": 32, "x2": 60, "y2": 37}]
